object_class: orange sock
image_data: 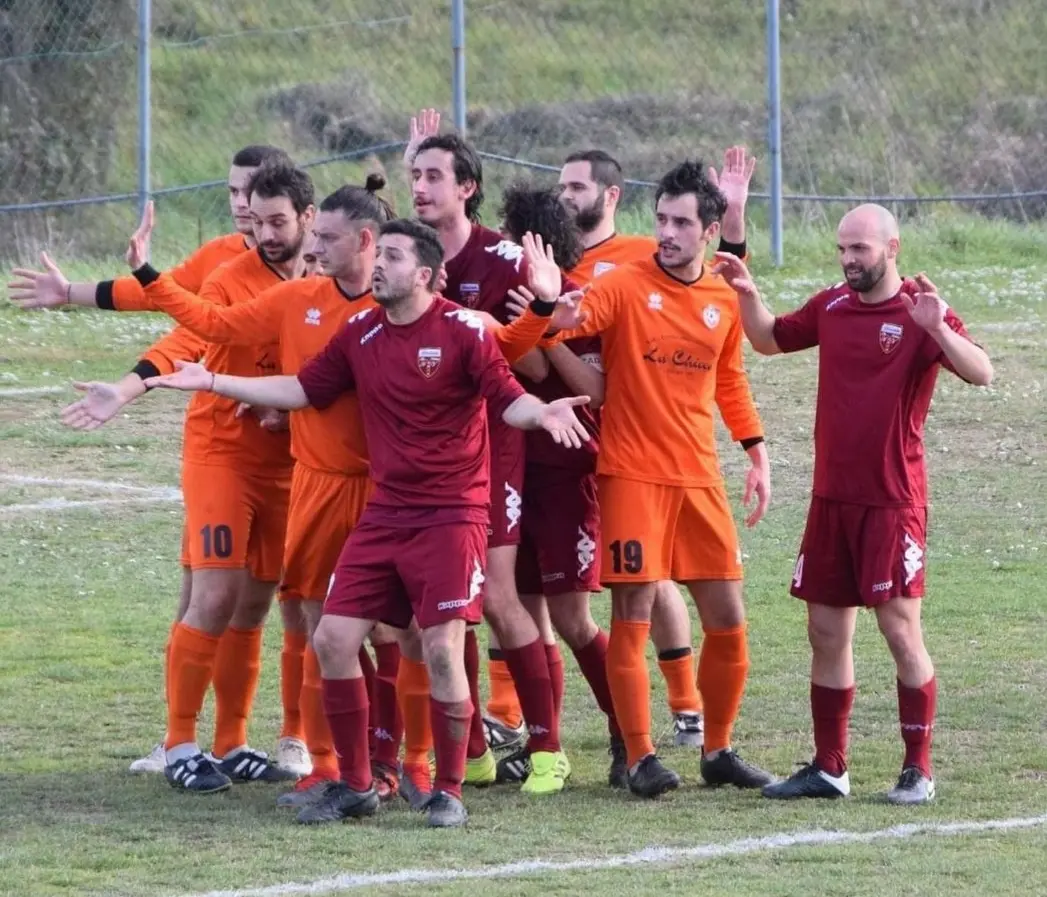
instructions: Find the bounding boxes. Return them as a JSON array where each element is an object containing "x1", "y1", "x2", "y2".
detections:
[
  {"x1": 211, "y1": 626, "x2": 263, "y2": 758},
  {"x1": 302, "y1": 646, "x2": 338, "y2": 779},
  {"x1": 280, "y1": 629, "x2": 307, "y2": 740},
  {"x1": 607, "y1": 619, "x2": 654, "y2": 768},
  {"x1": 163, "y1": 621, "x2": 178, "y2": 706},
  {"x1": 485, "y1": 653, "x2": 523, "y2": 729},
  {"x1": 698, "y1": 624, "x2": 749, "y2": 753},
  {"x1": 165, "y1": 623, "x2": 220, "y2": 750},
  {"x1": 397, "y1": 657, "x2": 433, "y2": 768},
  {"x1": 657, "y1": 650, "x2": 703, "y2": 714}
]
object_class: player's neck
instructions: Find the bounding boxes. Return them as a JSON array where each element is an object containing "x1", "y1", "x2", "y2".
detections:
[
  {"x1": 267, "y1": 253, "x2": 305, "y2": 281},
  {"x1": 385, "y1": 291, "x2": 434, "y2": 326},
  {"x1": 856, "y1": 271, "x2": 904, "y2": 305},
  {"x1": 242, "y1": 233, "x2": 257, "y2": 249},
  {"x1": 435, "y1": 214, "x2": 474, "y2": 262},
  {"x1": 581, "y1": 217, "x2": 616, "y2": 250}
]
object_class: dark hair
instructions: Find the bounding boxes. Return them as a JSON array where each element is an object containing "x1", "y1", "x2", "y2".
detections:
[
  {"x1": 564, "y1": 149, "x2": 624, "y2": 191},
  {"x1": 246, "y1": 161, "x2": 315, "y2": 216},
  {"x1": 319, "y1": 172, "x2": 395, "y2": 225},
  {"x1": 654, "y1": 160, "x2": 727, "y2": 229},
  {"x1": 379, "y1": 218, "x2": 445, "y2": 289},
  {"x1": 231, "y1": 144, "x2": 292, "y2": 168},
  {"x1": 499, "y1": 183, "x2": 584, "y2": 271},
  {"x1": 415, "y1": 134, "x2": 484, "y2": 222}
]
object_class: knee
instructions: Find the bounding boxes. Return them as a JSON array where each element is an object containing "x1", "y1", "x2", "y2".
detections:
[
  {"x1": 547, "y1": 597, "x2": 597, "y2": 648},
  {"x1": 807, "y1": 615, "x2": 850, "y2": 656},
  {"x1": 613, "y1": 584, "x2": 656, "y2": 621},
  {"x1": 311, "y1": 619, "x2": 342, "y2": 667},
  {"x1": 877, "y1": 610, "x2": 924, "y2": 661},
  {"x1": 422, "y1": 637, "x2": 456, "y2": 683}
]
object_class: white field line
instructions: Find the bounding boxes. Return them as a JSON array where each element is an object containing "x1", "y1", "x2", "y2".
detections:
[
  {"x1": 174, "y1": 812, "x2": 1047, "y2": 897},
  {"x1": 0, "y1": 385, "x2": 66, "y2": 397},
  {"x1": 0, "y1": 493, "x2": 182, "y2": 515},
  {"x1": 0, "y1": 474, "x2": 177, "y2": 494}
]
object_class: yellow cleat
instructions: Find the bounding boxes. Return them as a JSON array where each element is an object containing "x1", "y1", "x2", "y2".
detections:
[
  {"x1": 464, "y1": 748, "x2": 497, "y2": 786},
  {"x1": 520, "y1": 750, "x2": 569, "y2": 795}
]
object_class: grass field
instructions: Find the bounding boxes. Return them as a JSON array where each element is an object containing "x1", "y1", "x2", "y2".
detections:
[{"x1": 1, "y1": 223, "x2": 1046, "y2": 897}]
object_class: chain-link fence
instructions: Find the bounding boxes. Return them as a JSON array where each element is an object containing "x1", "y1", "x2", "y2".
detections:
[{"x1": 2, "y1": 1, "x2": 1045, "y2": 264}]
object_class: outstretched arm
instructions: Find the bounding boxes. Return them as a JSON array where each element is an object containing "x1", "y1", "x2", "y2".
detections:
[
  {"x1": 545, "y1": 343, "x2": 605, "y2": 409},
  {"x1": 145, "y1": 362, "x2": 310, "y2": 410},
  {"x1": 711, "y1": 252, "x2": 781, "y2": 355}
]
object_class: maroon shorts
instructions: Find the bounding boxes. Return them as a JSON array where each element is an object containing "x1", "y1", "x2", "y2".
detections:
[
  {"x1": 325, "y1": 519, "x2": 487, "y2": 629},
  {"x1": 790, "y1": 497, "x2": 928, "y2": 608},
  {"x1": 516, "y1": 467, "x2": 601, "y2": 596},
  {"x1": 488, "y1": 424, "x2": 525, "y2": 549}
]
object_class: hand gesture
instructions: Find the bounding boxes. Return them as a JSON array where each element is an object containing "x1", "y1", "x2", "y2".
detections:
[
  {"x1": 8, "y1": 252, "x2": 71, "y2": 309},
  {"x1": 61, "y1": 381, "x2": 127, "y2": 431},
  {"x1": 434, "y1": 263, "x2": 448, "y2": 295},
  {"x1": 902, "y1": 273, "x2": 947, "y2": 334},
  {"x1": 708, "y1": 146, "x2": 756, "y2": 210},
  {"x1": 404, "y1": 108, "x2": 441, "y2": 169},
  {"x1": 126, "y1": 201, "x2": 155, "y2": 270},
  {"x1": 711, "y1": 252, "x2": 760, "y2": 301},
  {"x1": 505, "y1": 286, "x2": 534, "y2": 322},
  {"x1": 521, "y1": 232, "x2": 561, "y2": 301},
  {"x1": 537, "y1": 396, "x2": 592, "y2": 449},
  {"x1": 143, "y1": 360, "x2": 213, "y2": 392}
]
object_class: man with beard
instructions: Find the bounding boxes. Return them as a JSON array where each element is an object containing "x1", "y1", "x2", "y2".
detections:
[
  {"x1": 65, "y1": 160, "x2": 316, "y2": 793},
  {"x1": 714, "y1": 204, "x2": 993, "y2": 805},
  {"x1": 556, "y1": 147, "x2": 755, "y2": 750}
]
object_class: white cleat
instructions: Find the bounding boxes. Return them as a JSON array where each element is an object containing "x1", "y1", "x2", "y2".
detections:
[
  {"x1": 886, "y1": 766, "x2": 935, "y2": 805},
  {"x1": 273, "y1": 737, "x2": 312, "y2": 778},
  {"x1": 128, "y1": 742, "x2": 166, "y2": 774}
]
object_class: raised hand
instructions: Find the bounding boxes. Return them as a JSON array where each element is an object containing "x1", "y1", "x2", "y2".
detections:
[
  {"x1": 7, "y1": 252, "x2": 71, "y2": 309},
  {"x1": 61, "y1": 381, "x2": 128, "y2": 431},
  {"x1": 143, "y1": 360, "x2": 213, "y2": 392},
  {"x1": 708, "y1": 146, "x2": 757, "y2": 209},
  {"x1": 404, "y1": 108, "x2": 441, "y2": 169},
  {"x1": 521, "y1": 231, "x2": 562, "y2": 301},
  {"x1": 537, "y1": 396, "x2": 592, "y2": 449},
  {"x1": 126, "y1": 200, "x2": 155, "y2": 270},
  {"x1": 505, "y1": 286, "x2": 535, "y2": 322},
  {"x1": 711, "y1": 251, "x2": 760, "y2": 301},
  {"x1": 902, "y1": 273, "x2": 948, "y2": 334}
]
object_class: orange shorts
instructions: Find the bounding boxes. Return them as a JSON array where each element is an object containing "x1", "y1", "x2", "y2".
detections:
[
  {"x1": 179, "y1": 461, "x2": 291, "y2": 583},
  {"x1": 597, "y1": 476, "x2": 742, "y2": 583},
  {"x1": 279, "y1": 466, "x2": 373, "y2": 603}
]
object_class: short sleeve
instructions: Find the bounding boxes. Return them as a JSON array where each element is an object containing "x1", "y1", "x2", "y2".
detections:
[
  {"x1": 773, "y1": 296, "x2": 821, "y2": 353},
  {"x1": 461, "y1": 319, "x2": 527, "y2": 419},
  {"x1": 936, "y1": 307, "x2": 974, "y2": 377},
  {"x1": 297, "y1": 329, "x2": 355, "y2": 410}
]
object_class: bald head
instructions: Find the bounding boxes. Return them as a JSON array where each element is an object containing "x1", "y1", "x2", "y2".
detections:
[
  {"x1": 839, "y1": 203, "x2": 899, "y2": 244},
  {"x1": 836, "y1": 204, "x2": 900, "y2": 296}
]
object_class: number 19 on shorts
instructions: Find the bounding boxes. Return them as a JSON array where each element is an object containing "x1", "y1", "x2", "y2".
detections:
[{"x1": 609, "y1": 539, "x2": 644, "y2": 574}]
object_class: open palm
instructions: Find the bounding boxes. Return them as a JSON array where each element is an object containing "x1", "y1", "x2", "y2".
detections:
[
  {"x1": 538, "y1": 396, "x2": 591, "y2": 448},
  {"x1": 8, "y1": 252, "x2": 70, "y2": 309},
  {"x1": 144, "y1": 361, "x2": 213, "y2": 392},
  {"x1": 61, "y1": 382, "x2": 125, "y2": 431}
]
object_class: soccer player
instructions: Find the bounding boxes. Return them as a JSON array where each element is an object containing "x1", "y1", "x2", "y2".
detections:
[
  {"x1": 714, "y1": 204, "x2": 993, "y2": 804},
  {"x1": 551, "y1": 160, "x2": 775, "y2": 798},
  {"x1": 66, "y1": 161, "x2": 317, "y2": 792},
  {"x1": 556, "y1": 146, "x2": 756, "y2": 747},
  {"x1": 406, "y1": 125, "x2": 570, "y2": 793},
  {"x1": 143, "y1": 219, "x2": 591, "y2": 828}
]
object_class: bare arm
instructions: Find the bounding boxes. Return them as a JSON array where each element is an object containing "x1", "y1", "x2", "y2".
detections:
[
  {"x1": 144, "y1": 362, "x2": 310, "y2": 410},
  {"x1": 512, "y1": 349, "x2": 550, "y2": 382},
  {"x1": 932, "y1": 326, "x2": 993, "y2": 386},
  {"x1": 711, "y1": 252, "x2": 781, "y2": 355},
  {"x1": 545, "y1": 343, "x2": 605, "y2": 409}
]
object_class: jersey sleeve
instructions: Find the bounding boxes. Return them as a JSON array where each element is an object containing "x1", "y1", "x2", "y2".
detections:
[
  {"x1": 463, "y1": 320, "x2": 527, "y2": 420},
  {"x1": 136, "y1": 326, "x2": 208, "y2": 376},
  {"x1": 936, "y1": 307, "x2": 975, "y2": 377},
  {"x1": 297, "y1": 329, "x2": 355, "y2": 410},
  {"x1": 105, "y1": 242, "x2": 218, "y2": 312},
  {"x1": 772, "y1": 295, "x2": 821, "y2": 353},
  {"x1": 715, "y1": 311, "x2": 764, "y2": 443},
  {"x1": 553, "y1": 279, "x2": 621, "y2": 341},
  {"x1": 492, "y1": 306, "x2": 551, "y2": 364}
]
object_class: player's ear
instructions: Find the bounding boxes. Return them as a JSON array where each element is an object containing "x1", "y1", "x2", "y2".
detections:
[
  {"x1": 886, "y1": 236, "x2": 900, "y2": 260},
  {"x1": 605, "y1": 184, "x2": 621, "y2": 208},
  {"x1": 301, "y1": 204, "x2": 317, "y2": 227},
  {"x1": 357, "y1": 224, "x2": 375, "y2": 252},
  {"x1": 703, "y1": 219, "x2": 721, "y2": 244},
  {"x1": 458, "y1": 179, "x2": 477, "y2": 202}
]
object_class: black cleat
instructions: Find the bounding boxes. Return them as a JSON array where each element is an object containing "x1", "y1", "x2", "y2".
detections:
[
  {"x1": 294, "y1": 781, "x2": 379, "y2": 824},
  {"x1": 426, "y1": 790, "x2": 469, "y2": 828},
  {"x1": 608, "y1": 738, "x2": 628, "y2": 789},
  {"x1": 762, "y1": 762, "x2": 850, "y2": 800},
  {"x1": 483, "y1": 714, "x2": 527, "y2": 752},
  {"x1": 165, "y1": 753, "x2": 232, "y2": 794},
  {"x1": 701, "y1": 748, "x2": 776, "y2": 789},
  {"x1": 495, "y1": 747, "x2": 531, "y2": 784},
  {"x1": 627, "y1": 754, "x2": 681, "y2": 798},
  {"x1": 217, "y1": 747, "x2": 299, "y2": 783}
]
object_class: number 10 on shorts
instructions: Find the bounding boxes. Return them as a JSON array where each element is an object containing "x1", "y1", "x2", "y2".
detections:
[{"x1": 200, "y1": 524, "x2": 233, "y2": 559}]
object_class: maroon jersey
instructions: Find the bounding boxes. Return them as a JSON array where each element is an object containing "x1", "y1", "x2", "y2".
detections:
[
  {"x1": 297, "y1": 297, "x2": 526, "y2": 525},
  {"x1": 773, "y1": 280, "x2": 972, "y2": 507},
  {"x1": 443, "y1": 223, "x2": 530, "y2": 324}
]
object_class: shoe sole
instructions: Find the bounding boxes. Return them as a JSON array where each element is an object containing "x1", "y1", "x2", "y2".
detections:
[
  {"x1": 128, "y1": 763, "x2": 165, "y2": 775},
  {"x1": 168, "y1": 780, "x2": 232, "y2": 794},
  {"x1": 762, "y1": 788, "x2": 847, "y2": 800},
  {"x1": 628, "y1": 777, "x2": 680, "y2": 799}
]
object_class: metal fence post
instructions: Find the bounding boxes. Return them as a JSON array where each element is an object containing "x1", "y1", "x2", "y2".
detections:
[
  {"x1": 451, "y1": 0, "x2": 467, "y2": 134},
  {"x1": 766, "y1": 0, "x2": 783, "y2": 266},
  {"x1": 137, "y1": 0, "x2": 152, "y2": 225}
]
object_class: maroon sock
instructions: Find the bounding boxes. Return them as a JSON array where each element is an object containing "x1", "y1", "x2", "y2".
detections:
[
  {"x1": 898, "y1": 677, "x2": 936, "y2": 777},
  {"x1": 321, "y1": 676, "x2": 371, "y2": 792},
  {"x1": 463, "y1": 629, "x2": 488, "y2": 759},
  {"x1": 430, "y1": 697, "x2": 472, "y2": 799},
  {"x1": 571, "y1": 629, "x2": 621, "y2": 740},
  {"x1": 811, "y1": 683, "x2": 855, "y2": 776},
  {"x1": 370, "y1": 641, "x2": 403, "y2": 768},
  {"x1": 503, "y1": 639, "x2": 560, "y2": 753},
  {"x1": 545, "y1": 642, "x2": 565, "y2": 723},
  {"x1": 358, "y1": 647, "x2": 376, "y2": 754}
]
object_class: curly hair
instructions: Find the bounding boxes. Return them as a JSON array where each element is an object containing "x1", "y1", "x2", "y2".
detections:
[
  {"x1": 655, "y1": 160, "x2": 727, "y2": 229},
  {"x1": 415, "y1": 134, "x2": 485, "y2": 222},
  {"x1": 499, "y1": 182, "x2": 584, "y2": 271}
]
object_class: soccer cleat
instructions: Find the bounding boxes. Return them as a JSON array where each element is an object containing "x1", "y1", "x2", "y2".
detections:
[
  {"x1": 165, "y1": 752, "x2": 232, "y2": 794},
  {"x1": 886, "y1": 766, "x2": 935, "y2": 805},
  {"x1": 464, "y1": 748, "x2": 497, "y2": 786},
  {"x1": 495, "y1": 747, "x2": 530, "y2": 784},
  {"x1": 608, "y1": 738, "x2": 629, "y2": 789},
  {"x1": 627, "y1": 753, "x2": 681, "y2": 798},
  {"x1": 217, "y1": 747, "x2": 299, "y2": 783},
  {"x1": 128, "y1": 742, "x2": 166, "y2": 775},
  {"x1": 400, "y1": 762, "x2": 433, "y2": 811},
  {"x1": 672, "y1": 712, "x2": 705, "y2": 748},
  {"x1": 483, "y1": 713, "x2": 527, "y2": 752},
  {"x1": 372, "y1": 762, "x2": 400, "y2": 802},
  {"x1": 294, "y1": 781, "x2": 379, "y2": 824},
  {"x1": 425, "y1": 790, "x2": 469, "y2": 828},
  {"x1": 275, "y1": 772, "x2": 338, "y2": 808},
  {"x1": 273, "y1": 737, "x2": 312, "y2": 778},
  {"x1": 521, "y1": 750, "x2": 570, "y2": 796},
  {"x1": 762, "y1": 762, "x2": 850, "y2": 800},
  {"x1": 701, "y1": 749, "x2": 777, "y2": 789}
]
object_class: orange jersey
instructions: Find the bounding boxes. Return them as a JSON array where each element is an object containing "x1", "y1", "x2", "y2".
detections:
[
  {"x1": 559, "y1": 256, "x2": 763, "y2": 488},
  {"x1": 144, "y1": 249, "x2": 295, "y2": 476},
  {"x1": 567, "y1": 233, "x2": 657, "y2": 286}
]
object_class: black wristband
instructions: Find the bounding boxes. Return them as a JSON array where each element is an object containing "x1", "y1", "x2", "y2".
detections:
[
  {"x1": 717, "y1": 238, "x2": 747, "y2": 259},
  {"x1": 131, "y1": 264, "x2": 161, "y2": 287},
  {"x1": 529, "y1": 297, "x2": 557, "y2": 318},
  {"x1": 740, "y1": 436, "x2": 765, "y2": 450},
  {"x1": 131, "y1": 359, "x2": 161, "y2": 389},
  {"x1": 96, "y1": 280, "x2": 116, "y2": 310}
]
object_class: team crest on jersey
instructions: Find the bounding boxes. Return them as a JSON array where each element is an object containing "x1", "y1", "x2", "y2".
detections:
[
  {"x1": 879, "y1": 322, "x2": 904, "y2": 354},
  {"x1": 593, "y1": 261, "x2": 616, "y2": 277},
  {"x1": 459, "y1": 282, "x2": 481, "y2": 307},
  {"x1": 304, "y1": 307, "x2": 321, "y2": 326},
  {"x1": 702, "y1": 304, "x2": 721, "y2": 329},
  {"x1": 417, "y1": 347, "x2": 442, "y2": 378},
  {"x1": 647, "y1": 292, "x2": 663, "y2": 311}
]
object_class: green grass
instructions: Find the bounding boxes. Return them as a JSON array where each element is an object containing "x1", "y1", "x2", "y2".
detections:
[{"x1": 1, "y1": 224, "x2": 1046, "y2": 896}]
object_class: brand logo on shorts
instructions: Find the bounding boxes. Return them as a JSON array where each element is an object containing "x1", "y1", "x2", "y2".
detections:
[
  {"x1": 902, "y1": 532, "x2": 924, "y2": 585},
  {"x1": 792, "y1": 553, "x2": 804, "y2": 588},
  {"x1": 438, "y1": 557, "x2": 485, "y2": 611},
  {"x1": 576, "y1": 526, "x2": 596, "y2": 575},
  {"x1": 593, "y1": 261, "x2": 616, "y2": 277},
  {"x1": 702, "y1": 304, "x2": 721, "y2": 329},
  {"x1": 880, "y1": 322, "x2": 904, "y2": 354},
  {"x1": 459, "y1": 282, "x2": 481, "y2": 307},
  {"x1": 304, "y1": 307, "x2": 321, "y2": 326},
  {"x1": 647, "y1": 292, "x2": 663, "y2": 311},
  {"x1": 872, "y1": 579, "x2": 893, "y2": 593},
  {"x1": 417, "y1": 347, "x2": 442, "y2": 378},
  {"x1": 505, "y1": 482, "x2": 522, "y2": 532},
  {"x1": 541, "y1": 572, "x2": 566, "y2": 583}
]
